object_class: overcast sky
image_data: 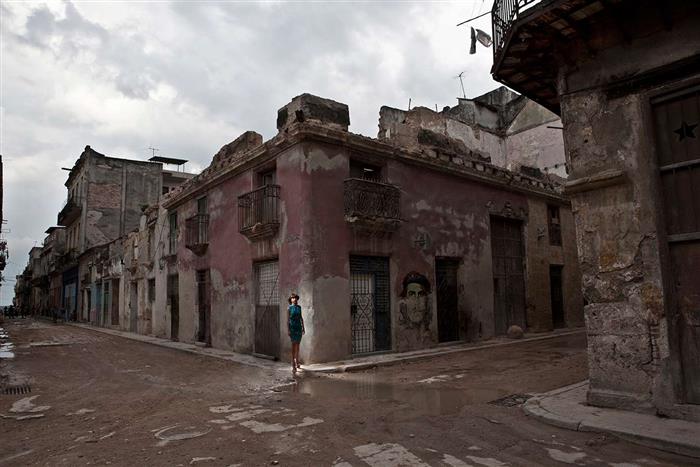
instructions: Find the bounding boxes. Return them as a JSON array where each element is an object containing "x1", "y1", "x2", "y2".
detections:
[{"x1": 0, "y1": 0, "x2": 499, "y2": 305}]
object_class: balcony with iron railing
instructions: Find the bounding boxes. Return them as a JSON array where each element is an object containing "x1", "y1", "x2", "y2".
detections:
[
  {"x1": 185, "y1": 213, "x2": 210, "y2": 255},
  {"x1": 491, "y1": 0, "x2": 570, "y2": 113},
  {"x1": 344, "y1": 178, "x2": 402, "y2": 236},
  {"x1": 492, "y1": 0, "x2": 543, "y2": 59},
  {"x1": 238, "y1": 185, "x2": 280, "y2": 241},
  {"x1": 57, "y1": 194, "x2": 84, "y2": 226}
]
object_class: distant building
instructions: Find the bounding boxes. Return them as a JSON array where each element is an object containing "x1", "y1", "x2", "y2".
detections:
[
  {"x1": 492, "y1": 0, "x2": 700, "y2": 419},
  {"x1": 52, "y1": 146, "x2": 193, "y2": 321},
  {"x1": 379, "y1": 87, "x2": 567, "y2": 178}
]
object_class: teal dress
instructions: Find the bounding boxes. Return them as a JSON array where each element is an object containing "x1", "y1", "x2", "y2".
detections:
[{"x1": 288, "y1": 304, "x2": 303, "y2": 343}]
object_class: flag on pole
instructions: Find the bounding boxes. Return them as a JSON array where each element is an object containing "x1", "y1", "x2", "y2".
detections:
[{"x1": 475, "y1": 29, "x2": 493, "y2": 47}]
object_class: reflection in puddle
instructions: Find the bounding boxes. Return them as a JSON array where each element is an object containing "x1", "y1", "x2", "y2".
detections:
[
  {"x1": 293, "y1": 373, "x2": 502, "y2": 416},
  {"x1": 0, "y1": 328, "x2": 14, "y2": 359}
]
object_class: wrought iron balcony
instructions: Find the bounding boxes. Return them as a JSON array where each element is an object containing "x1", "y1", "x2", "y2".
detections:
[
  {"x1": 492, "y1": 0, "x2": 543, "y2": 58},
  {"x1": 57, "y1": 194, "x2": 83, "y2": 226},
  {"x1": 344, "y1": 178, "x2": 402, "y2": 236},
  {"x1": 238, "y1": 185, "x2": 280, "y2": 241},
  {"x1": 492, "y1": 0, "x2": 619, "y2": 114},
  {"x1": 186, "y1": 213, "x2": 210, "y2": 255}
]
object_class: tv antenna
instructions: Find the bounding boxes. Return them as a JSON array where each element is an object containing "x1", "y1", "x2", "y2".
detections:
[
  {"x1": 148, "y1": 147, "x2": 160, "y2": 158},
  {"x1": 456, "y1": 72, "x2": 467, "y2": 99}
]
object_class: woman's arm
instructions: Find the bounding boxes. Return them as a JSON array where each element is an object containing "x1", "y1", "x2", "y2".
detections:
[
  {"x1": 287, "y1": 307, "x2": 291, "y2": 336},
  {"x1": 301, "y1": 308, "x2": 305, "y2": 334}
]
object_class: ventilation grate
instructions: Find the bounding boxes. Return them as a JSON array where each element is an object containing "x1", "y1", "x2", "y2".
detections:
[{"x1": 1, "y1": 385, "x2": 32, "y2": 395}]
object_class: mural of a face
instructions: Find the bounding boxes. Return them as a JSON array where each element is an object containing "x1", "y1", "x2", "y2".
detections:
[
  {"x1": 405, "y1": 282, "x2": 429, "y2": 323},
  {"x1": 399, "y1": 272, "x2": 431, "y2": 330}
]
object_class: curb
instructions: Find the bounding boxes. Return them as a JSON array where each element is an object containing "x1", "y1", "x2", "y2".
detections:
[
  {"x1": 523, "y1": 381, "x2": 700, "y2": 459},
  {"x1": 303, "y1": 329, "x2": 586, "y2": 373}
]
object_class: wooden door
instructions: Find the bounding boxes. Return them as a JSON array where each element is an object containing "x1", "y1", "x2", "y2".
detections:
[
  {"x1": 652, "y1": 85, "x2": 700, "y2": 404},
  {"x1": 491, "y1": 217, "x2": 526, "y2": 335}
]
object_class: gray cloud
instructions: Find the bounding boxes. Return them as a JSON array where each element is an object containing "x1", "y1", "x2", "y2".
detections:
[{"x1": 0, "y1": 0, "x2": 498, "y2": 305}]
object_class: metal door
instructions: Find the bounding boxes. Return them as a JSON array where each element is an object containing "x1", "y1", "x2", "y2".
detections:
[
  {"x1": 168, "y1": 274, "x2": 179, "y2": 341},
  {"x1": 350, "y1": 256, "x2": 390, "y2": 354},
  {"x1": 491, "y1": 217, "x2": 526, "y2": 335},
  {"x1": 255, "y1": 260, "x2": 280, "y2": 359},
  {"x1": 436, "y1": 258, "x2": 460, "y2": 342},
  {"x1": 197, "y1": 270, "x2": 211, "y2": 345},
  {"x1": 652, "y1": 85, "x2": 700, "y2": 404},
  {"x1": 550, "y1": 265, "x2": 565, "y2": 328}
]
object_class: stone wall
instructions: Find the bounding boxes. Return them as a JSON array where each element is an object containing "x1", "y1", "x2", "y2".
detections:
[{"x1": 555, "y1": 3, "x2": 700, "y2": 419}]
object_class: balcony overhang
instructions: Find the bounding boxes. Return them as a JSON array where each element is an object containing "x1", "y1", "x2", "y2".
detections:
[
  {"x1": 57, "y1": 198, "x2": 83, "y2": 226},
  {"x1": 492, "y1": 0, "x2": 635, "y2": 115}
]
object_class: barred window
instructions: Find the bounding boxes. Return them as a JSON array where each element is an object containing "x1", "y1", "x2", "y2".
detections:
[{"x1": 548, "y1": 205, "x2": 562, "y2": 246}]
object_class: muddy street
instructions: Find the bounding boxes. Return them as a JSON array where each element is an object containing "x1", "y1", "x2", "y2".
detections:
[{"x1": 0, "y1": 320, "x2": 694, "y2": 466}]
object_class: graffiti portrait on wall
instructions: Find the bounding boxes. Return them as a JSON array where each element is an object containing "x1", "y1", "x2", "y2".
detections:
[{"x1": 398, "y1": 272, "x2": 432, "y2": 332}]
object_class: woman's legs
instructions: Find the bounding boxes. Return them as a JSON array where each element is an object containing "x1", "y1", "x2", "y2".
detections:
[{"x1": 291, "y1": 342, "x2": 300, "y2": 372}]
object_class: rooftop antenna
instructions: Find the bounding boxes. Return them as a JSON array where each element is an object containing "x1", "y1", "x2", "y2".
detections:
[
  {"x1": 456, "y1": 72, "x2": 467, "y2": 99},
  {"x1": 148, "y1": 146, "x2": 159, "y2": 158}
]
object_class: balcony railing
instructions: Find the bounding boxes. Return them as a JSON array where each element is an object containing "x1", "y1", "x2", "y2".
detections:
[
  {"x1": 238, "y1": 185, "x2": 280, "y2": 241},
  {"x1": 344, "y1": 178, "x2": 402, "y2": 236},
  {"x1": 492, "y1": 0, "x2": 542, "y2": 58},
  {"x1": 185, "y1": 214, "x2": 210, "y2": 254},
  {"x1": 57, "y1": 194, "x2": 83, "y2": 226}
]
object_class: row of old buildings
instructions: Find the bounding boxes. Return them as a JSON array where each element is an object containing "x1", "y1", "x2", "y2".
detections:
[{"x1": 15, "y1": 87, "x2": 584, "y2": 365}]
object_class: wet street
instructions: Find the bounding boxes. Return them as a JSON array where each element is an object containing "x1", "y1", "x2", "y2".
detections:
[{"x1": 0, "y1": 320, "x2": 695, "y2": 466}]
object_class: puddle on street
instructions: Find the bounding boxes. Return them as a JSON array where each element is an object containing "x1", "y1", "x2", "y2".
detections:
[
  {"x1": 0, "y1": 328, "x2": 14, "y2": 359},
  {"x1": 291, "y1": 373, "x2": 503, "y2": 416}
]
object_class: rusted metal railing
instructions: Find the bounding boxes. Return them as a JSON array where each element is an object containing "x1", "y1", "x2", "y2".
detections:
[
  {"x1": 238, "y1": 185, "x2": 280, "y2": 234},
  {"x1": 185, "y1": 214, "x2": 209, "y2": 248},
  {"x1": 344, "y1": 178, "x2": 401, "y2": 220},
  {"x1": 492, "y1": 0, "x2": 543, "y2": 59}
]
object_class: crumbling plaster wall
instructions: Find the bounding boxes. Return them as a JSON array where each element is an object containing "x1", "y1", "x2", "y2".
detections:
[
  {"x1": 151, "y1": 205, "x2": 171, "y2": 340},
  {"x1": 557, "y1": 8, "x2": 700, "y2": 417},
  {"x1": 563, "y1": 89, "x2": 667, "y2": 411},
  {"x1": 379, "y1": 101, "x2": 566, "y2": 176},
  {"x1": 84, "y1": 157, "x2": 161, "y2": 252},
  {"x1": 505, "y1": 101, "x2": 565, "y2": 176},
  {"x1": 525, "y1": 199, "x2": 583, "y2": 332}
]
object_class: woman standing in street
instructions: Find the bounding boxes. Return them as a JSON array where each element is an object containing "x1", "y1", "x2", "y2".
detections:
[{"x1": 287, "y1": 293, "x2": 305, "y2": 374}]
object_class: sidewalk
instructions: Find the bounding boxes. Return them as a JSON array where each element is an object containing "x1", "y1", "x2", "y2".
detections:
[
  {"x1": 70, "y1": 322, "x2": 583, "y2": 373},
  {"x1": 524, "y1": 381, "x2": 700, "y2": 458}
]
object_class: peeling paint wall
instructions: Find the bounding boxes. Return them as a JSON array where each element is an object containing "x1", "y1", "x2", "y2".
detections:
[{"x1": 145, "y1": 94, "x2": 583, "y2": 365}]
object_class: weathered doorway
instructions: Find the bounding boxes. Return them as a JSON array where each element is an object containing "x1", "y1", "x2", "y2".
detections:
[
  {"x1": 168, "y1": 274, "x2": 179, "y2": 341},
  {"x1": 129, "y1": 281, "x2": 138, "y2": 333},
  {"x1": 550, "y1": 265, "x2": 565, "y2": 328},
  {"x1": 196, "y1": 269, "x2": 211, "y2": 346},
  {"x1": 491, "y1": 216, "x2": 526, "y2": 335},
  {"x1": 255, "y1": 260, "x2": 280, "y2": 359},
  {"x1": 350, "y1": 256, "x2": 391, "y2": 354},
  {"x1": 652, "y1": 85, "x2": 700, "y2": 404},
  {"x1": 111, "y1": 279, "x2": 120, "y2": 326},
  {"x1": 436, "y1": 258, "x2": 460, "y2": 342}
]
